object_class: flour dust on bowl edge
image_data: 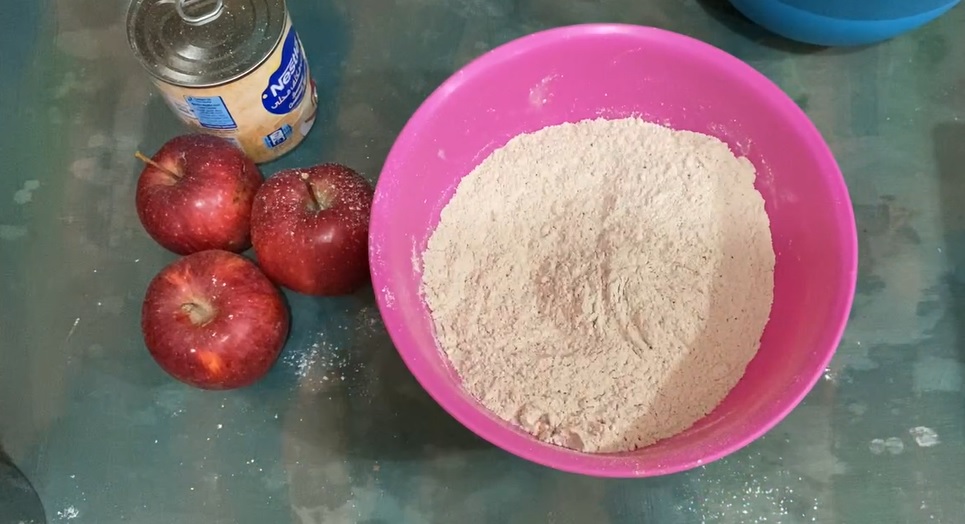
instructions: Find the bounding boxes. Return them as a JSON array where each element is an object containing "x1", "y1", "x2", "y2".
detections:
[{"x1": 369, "y1": 24, "x2": 858, "y2": 478}]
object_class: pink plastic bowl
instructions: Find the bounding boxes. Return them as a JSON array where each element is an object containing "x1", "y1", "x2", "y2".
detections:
[{"x1": 369, "y1": 24, "x2": 857, "y2": 477}]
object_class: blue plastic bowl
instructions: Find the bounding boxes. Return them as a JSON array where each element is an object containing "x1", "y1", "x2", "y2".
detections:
[{"x1": 730, "y1": 0, "x2": 959, "y2": 46}]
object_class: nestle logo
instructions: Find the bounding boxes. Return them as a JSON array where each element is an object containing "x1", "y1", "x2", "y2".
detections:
[{"x1": 262, "y1": 27, "x2": 308, "y2": 115}]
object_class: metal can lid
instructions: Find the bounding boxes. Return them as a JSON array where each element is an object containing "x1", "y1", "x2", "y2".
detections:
[{"x1": 127, "y1": 0, "x2": 287, "y2": 88}]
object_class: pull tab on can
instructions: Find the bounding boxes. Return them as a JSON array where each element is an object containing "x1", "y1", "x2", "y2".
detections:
[{"x1": 176, "y1": 0, "x2": 224, "y2": 25}]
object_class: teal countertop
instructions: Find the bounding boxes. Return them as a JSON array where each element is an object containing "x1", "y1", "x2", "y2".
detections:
[{"x1": 1, "y1": 0, "x2": 963, "y2": 522}]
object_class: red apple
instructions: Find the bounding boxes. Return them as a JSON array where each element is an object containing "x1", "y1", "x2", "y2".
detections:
[
  {"x1": 250, "y1": 163, "x2": 373, "y2": 296},
  {"x1": 135, "y1": 134, "x2": 262, "y2": 255},
  {"x1": 141, "y1": 250, "x2": 289, "y2": 389}
]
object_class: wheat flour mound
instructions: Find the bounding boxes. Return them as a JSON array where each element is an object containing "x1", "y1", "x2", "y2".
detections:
[{"x1": 421, "y1": 117, "x2": 775, "y2": 453}]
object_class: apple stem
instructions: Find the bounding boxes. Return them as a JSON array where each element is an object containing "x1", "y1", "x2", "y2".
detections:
[
  {"x1": 301, "y1": 172, "x2": 330, "y2": 212},
  {"x1": 135, "y1": 151, "x2": 181, "y2": 180},
  {"x1": 181, "y1": 302, "x2": 215, "y2": 327}
]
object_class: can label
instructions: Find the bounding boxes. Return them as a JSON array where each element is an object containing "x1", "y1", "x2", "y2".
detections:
[
  {"x1": 151, "y1": 15, "x2": 316, "y2": 163},
  {"x1": 262, "y1": 28, "x2": 308, "y2": 115},
  {"x1": 185, "y1": 96, "x2": 238, "y2": 129},
  {"x1": 264, "y1": 124, "x2": 293, "y2": 148}
]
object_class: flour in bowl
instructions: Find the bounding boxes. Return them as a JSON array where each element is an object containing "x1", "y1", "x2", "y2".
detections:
[{"x1": 421, "y1": 117, "x2": 774, "y2": 453}]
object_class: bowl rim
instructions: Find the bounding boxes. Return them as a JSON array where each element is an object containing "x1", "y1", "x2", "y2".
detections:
[{"x1": 370, "y1": 23, "x2": 858, "y2": 478}]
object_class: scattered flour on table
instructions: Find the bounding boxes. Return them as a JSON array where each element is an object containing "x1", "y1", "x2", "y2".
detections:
[
  {"x1": 909, "y1": 426, "x2": 940, "y2": 447},
  {"x1": 56, "y1": 506, "x2": 80, "y2": 520},
  {"x1": 421, "y1": 117, "x2": 775, "y2": 453}
]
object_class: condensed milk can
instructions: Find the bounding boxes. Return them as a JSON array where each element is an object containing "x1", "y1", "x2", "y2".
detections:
[{"x1": 127, "y1": 0, "x2": 318, "y2": 163}]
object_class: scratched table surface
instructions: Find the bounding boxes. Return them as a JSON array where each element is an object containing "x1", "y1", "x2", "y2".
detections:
[{"x1": 2, "y1": 0, "x2": 964, "y2": 522}]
